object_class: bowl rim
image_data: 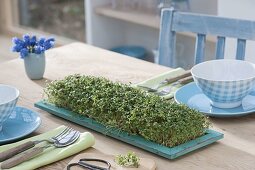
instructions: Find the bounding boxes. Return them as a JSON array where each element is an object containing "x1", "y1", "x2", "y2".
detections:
[
  {"x1": 0, "y1": 84, "x2": 19, "y2": 105},
  {"x1": 191, "y1": 59, "x2": 255, "y2": 82}
]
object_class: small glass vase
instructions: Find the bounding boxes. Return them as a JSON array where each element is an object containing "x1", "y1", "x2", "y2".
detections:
[{"x1": 24, "y1": 53, "x2": 45, "y2": 80}]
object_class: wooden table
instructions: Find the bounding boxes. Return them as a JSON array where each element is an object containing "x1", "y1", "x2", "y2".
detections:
[{"x1": 1, "y1": 43, "x2": 255, "y2": 170}]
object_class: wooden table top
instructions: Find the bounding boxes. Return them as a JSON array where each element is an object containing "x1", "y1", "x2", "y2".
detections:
[{"x1": 1, "y1": 42, "x2": 255, "y2": 170}]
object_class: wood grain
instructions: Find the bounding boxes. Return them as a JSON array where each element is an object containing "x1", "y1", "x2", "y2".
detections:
[
  {"x1": 1, "y1": 147, "x2": 44, "y2": 169},
  {"x1": 0, "y1": 141, "x2": 35, "y2": 161},
  {"x1": 172, "y1": 11, "x2": 255, "y2": 40},
  {"x1": 0, "y1": 42, "x2": 254, "y2": 170},
  {"x1": 158, "y1": 8, "x2": 176, "y2": 68},
  {"x1": 215, "y1": 36, "x2": 225, "y2": 59},
  {"x1": 236, "y1": 39, "x2": 246, "y2": 60},
  {"x1": 194, "y1": 34, "x2": 206, "y2": 64}
]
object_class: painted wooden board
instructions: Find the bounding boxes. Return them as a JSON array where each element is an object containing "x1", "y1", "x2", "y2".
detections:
[
  {"x1": 65, "y1": 152, "x2": 156, "y2": 170},
  {"x1": 34, "y1": 100, "x2": 224, "y2": 159}
]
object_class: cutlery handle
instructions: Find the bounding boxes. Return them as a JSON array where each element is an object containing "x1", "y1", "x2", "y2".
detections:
[
  {"x1": 0, "y1": 141, "x2": 36, "y2": 162},
  {"x1": 165, "y1": 70, "x2": 191, "y2": 84},
  {"x1": 136, "y1": 85, "x2": 157, "y2": 92},
  {"x1": 1, "y1": 147, "x2": 44, "y2": 169},
  {"x1": 178, "y1": 76, "x2": 193, "y2": 84}
]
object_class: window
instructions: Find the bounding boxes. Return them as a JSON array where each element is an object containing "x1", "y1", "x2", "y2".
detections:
[{"x1": 17, "y1": 0, "x2": 85, "y2": 41}]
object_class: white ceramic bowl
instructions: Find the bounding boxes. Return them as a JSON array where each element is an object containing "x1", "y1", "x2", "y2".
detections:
[
  {"x1": 191, "y1": 59, "x2": 255, "y2": 108},
  {"x1": 0, "y1": 84, "x2": 19, "y2": 131}
]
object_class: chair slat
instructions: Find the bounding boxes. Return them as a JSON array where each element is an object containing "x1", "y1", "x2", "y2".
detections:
[
  {"x1": 158, "y1": 8, "x2": 254, "y2": 68},
  {"x1": 172, "y1": 12, "x2": 255, "y2": 40},
  {"x1": 215, "y1": 36, "x2": 225, "y2": 59},
  {"x1": 194, "y1": 34, "x2": 206, "y2": 64},
  {"x1": 236, "y1": 39, "x2": 246, "y2": 60},
  {"x1": 158, "y1": 8, "x2": 177, "y2": 68}
]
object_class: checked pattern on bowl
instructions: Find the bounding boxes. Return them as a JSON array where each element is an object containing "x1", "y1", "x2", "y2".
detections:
[
  {"x1": 194, "y1": 77, "x2": 255, "y2": 103},
  {"x1": 0, "y1": 98, "x2": 18, "y2": 125}
]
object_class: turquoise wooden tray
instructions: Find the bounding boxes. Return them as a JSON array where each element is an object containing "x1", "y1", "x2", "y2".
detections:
[{"x1": 34, "y1": 100, "x2": 223, "y2": 159}]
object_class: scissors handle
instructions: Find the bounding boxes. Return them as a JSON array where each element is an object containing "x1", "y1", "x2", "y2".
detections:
[{"x1": 67, "y1": 158, "x2": 111, "y2": 170}]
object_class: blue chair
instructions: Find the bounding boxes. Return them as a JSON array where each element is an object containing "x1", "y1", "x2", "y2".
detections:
[
  {"x1": 158, "y1": 0, "x2": 190, "y2": 12},
  {"x1": 158, "y1": 7, "x2": 255, "y2": 68},
  {"x1": 110, "y1": 46, "x2": 146, "y2": 60}
]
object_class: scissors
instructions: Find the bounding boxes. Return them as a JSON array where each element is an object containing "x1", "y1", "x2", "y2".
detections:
[{"x1": 67, "y1": 158, "x2": 111, "y2": 170}]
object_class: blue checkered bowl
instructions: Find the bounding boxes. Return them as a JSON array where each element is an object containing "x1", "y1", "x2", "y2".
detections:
[
  {"x1": 0, "y1": 85, "x2": 19, "y2": 131},
  {"x1": 191, "y1": 60, "x2": 255, "y2": 108}
]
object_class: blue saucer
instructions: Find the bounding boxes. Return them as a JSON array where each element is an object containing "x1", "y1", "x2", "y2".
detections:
[
  {"x1": 0, "y1": 106, "x2": 41, "y2": 144},
  {"x1": 174, "y1": 82, "x2": 255, "y2": 117}
]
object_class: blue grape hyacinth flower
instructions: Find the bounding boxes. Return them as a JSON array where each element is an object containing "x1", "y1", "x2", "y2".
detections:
[
  {"x1": 38, "y1": 38, "x2": 46, "y2": 46},
  {"x1": 44, "y1": 38, "x2": 55, "y2": 50},
  {"x1": 34, "y1": 45, "x2": 45, "y2": 54},
  {"x1": 11, "y1": 34, "x2": 55, "y2": 58},
  {"x1": 20, "y1": 48, "x2": 29, "y2": 59},
  {"x1": 30, "y1": 36, "x2": 37, "y2": 46}
]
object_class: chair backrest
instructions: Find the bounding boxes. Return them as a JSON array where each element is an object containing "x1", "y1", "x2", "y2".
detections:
[{"x1": 158, "y1": 8, "x2": 255, "y2": 68}]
